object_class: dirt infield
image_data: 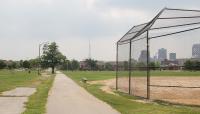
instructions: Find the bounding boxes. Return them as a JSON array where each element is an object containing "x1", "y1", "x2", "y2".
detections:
[{"x1": 95, "y1": 76, "x2": 200, "y2": 106}]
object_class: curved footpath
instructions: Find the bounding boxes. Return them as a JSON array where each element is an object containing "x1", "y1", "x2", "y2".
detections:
[{"x1": 46, "y1": 71, "x2": 120, "y2": 114}]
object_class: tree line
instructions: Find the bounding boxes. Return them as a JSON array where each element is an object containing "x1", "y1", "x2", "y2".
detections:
[
  {"x1": 184, "y1": 60, "x2": 200, "y2": 70},
  {"x1": 0, "y1": 59, "x2": 34, "y2": 70},
  {"x1": 0, "y1": 42, "x2": 115, "y2": 73}
]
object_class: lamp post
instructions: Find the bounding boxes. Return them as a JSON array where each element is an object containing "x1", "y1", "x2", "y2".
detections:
[{"x1": 38, "y1": 42, "x2": 49, "y2": 75}]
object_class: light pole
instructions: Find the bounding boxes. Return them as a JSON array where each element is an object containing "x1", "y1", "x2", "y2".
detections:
[{"x1": 38, "y1": 42, "x2": 49, "y2": 75}]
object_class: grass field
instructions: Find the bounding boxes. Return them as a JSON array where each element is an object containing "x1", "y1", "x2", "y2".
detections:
[
  {"x1": 0, "y1": 69, "x2": 54, "y2": 114},
  {"x1": 65, "y1": 70, "x2": 200, "y2": 82},
  {"x1": 64, "y1": 71, "x2": 200, "y2": 114},
  {"x1": 0, "y1": 70, "x2": 40, "y2": 92}
]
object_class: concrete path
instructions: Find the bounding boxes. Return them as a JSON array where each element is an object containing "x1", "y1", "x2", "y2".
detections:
[
  {"x1": 46, "y1": 71, "x2": 120, "y2": 114},
  {"x1": 0, "y1": 87, "x2": 36, "y2": 114}
]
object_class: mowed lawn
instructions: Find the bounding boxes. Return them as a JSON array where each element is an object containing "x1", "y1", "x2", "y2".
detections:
[
  {"x1": 0, "y1": 70, "x2": 40, "y2": 92},
  {"x1": 0, "y1": 69, "x2": 54, "y2": 114},
  {"x1": 64, "y1": 71, "x2": 200, "y2": 114}
]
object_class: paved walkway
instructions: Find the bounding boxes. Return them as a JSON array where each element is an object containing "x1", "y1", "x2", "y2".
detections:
[
  {"x1": 46, "y1": 71, "x2": 120, "y2": 114},
  {"x1": 0, "y1": 87, "x2": 36, "y2": 114}
]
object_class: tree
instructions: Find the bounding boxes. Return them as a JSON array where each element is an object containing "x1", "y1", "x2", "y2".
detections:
[
  {"x1": 29, "y1": 58, "x2": 39, "y2": 69},
  {"x1": 23, "y1": 60, "x2": 31, "y2": 69},
  {"x1": 0, "y1": 60, "x2": 6, "y2": 69},
  {"x1": 41, "y1": 42, "x2": 66, "y2": 74},
  {"x1": 9, "y1": 61, "x2": 17, "y2": 69},
  {"x1": 123, "y1": 61, "x2": 129, "y2": 71},
  {"x1": 71, "y1": 59, "x2": 79, "y2": 71},
  {"x1": 184, "y1": 60, "x2": 193, "y2": 70},
  {"x1": 19, "y1": 60, "x2": 24, "y2": 68},
  {"x1": 184, "y1": 60, "x2": 200, "y2": 71},
  {"x1": 149, "y1": 62, "x2": 156, "y2": 70},
  {"x1": 105, "y1": 63, "x2": 113, "y2": 71},
  {"x1": 85, "y1": 59, "x2": 97, "y2": 70}
]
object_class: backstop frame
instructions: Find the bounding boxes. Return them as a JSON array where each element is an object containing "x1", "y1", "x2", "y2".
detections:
[{"x1": 116, "y1": 7, "x2": 200, "y2": 100}]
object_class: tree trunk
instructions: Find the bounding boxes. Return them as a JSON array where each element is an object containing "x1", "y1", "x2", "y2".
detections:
[{"x1": 52, "y1": 66, "x2": 55, "y2": 74}]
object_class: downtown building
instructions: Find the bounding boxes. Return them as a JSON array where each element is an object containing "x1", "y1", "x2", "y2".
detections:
[
  {"x1": 192, "y1": 44, "x2": 200, "y2": 58},
  {"x1": 158, "y1": 48, "x2": 167, "y2": 61},
  {"x1": 169, "y1": 53, "x2": 176, "y2": 61}
]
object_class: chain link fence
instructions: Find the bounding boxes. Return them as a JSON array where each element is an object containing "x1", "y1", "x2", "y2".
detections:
[{"x1": 116, "y1": 8, "x2": 200, "y2": 105}]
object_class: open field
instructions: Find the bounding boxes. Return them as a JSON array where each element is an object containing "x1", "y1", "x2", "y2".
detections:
[
  {"x1": 0, "y1": 70, "x2": 40, "y2": 92},
  {"x1": 0, "y1": 69, "x2": 54, "y2": 114},
  {"x1": 64, "y1": 71, "x2": 200, "y2": 114}
]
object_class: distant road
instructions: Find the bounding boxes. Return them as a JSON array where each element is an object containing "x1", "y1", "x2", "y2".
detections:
[{"x1": 46, "y1": 71, "x2": 120, "y2": 114}]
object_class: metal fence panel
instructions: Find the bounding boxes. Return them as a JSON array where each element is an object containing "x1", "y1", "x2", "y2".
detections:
[{"x1": 117, "y1": 8, "x2": 200, "y2": 106}]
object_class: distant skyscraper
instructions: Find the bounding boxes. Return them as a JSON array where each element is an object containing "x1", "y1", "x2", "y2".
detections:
[
  {"x1": 158, "y1": 48, "x2": 167, "y2": 61},
  {"x1": 192, "y1": 44, "x2": 200, "y2": 58},
  {"x1": 169, "y1": 53, "x2": 176, "y2": 60},
  {"x1": 138, "y1": 50, "x2": 147, "y2": 63}
]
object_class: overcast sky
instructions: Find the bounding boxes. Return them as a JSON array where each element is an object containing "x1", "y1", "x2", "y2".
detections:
[{"x1": 0, "y1": 0, "x2": 200, "y2": 61}]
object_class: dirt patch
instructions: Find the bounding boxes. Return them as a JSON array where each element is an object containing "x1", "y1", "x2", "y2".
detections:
[
  {"x1": 89, "y1": 79, "x2": 116, "y2": 95},
  {"x1": 91, "y1": 77, "x2": 200, "y2": 106}
]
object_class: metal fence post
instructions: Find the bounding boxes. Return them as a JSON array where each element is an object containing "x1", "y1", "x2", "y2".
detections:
[
  {"x1": 147, "y1": 30, "x2": 150, "y2": 99},
  {"x1": 116, "y1": 43, "x2": 119, "y2": 90},
  {"x1": 129, "y1": 41, "x2": 132, "y2": 95}
]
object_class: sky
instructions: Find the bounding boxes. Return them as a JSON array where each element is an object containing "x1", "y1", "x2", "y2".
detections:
[{"x1": 0, "y1": 0, "x2": 200, "y2": 61}]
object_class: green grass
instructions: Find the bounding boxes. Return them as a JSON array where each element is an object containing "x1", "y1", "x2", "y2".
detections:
[
  {"x1": 65, "y1": 70, "x2": 200, "y2": 82},
  {"x1": 65, "y1": 71, "x2": 116, "y2": 81},
  {"x1": 23, "y1": 75, "x2": 54, "y2": 114},
  {"x1": 0, "y1": 69, "x2": 55, "y2": 114},
  {"x1": 0, "y1": 69, "x2": 40, "y2": 93},
  {"x1": 63, "y1": 71, "x2": 200, "y2": 114}
]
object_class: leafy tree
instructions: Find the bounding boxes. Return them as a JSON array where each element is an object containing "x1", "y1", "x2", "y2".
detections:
[
  {"x1": 29, "y1": 58, "x2": 39, "y2": 68},
  {"x1": 193, "y1": 60, "x2": 200, "y2": 70},
  {"x1": 19, "y1": 60, "x2": 24, "y2": 68},
  {"x1": 149, "y1": 62, "x2": 156, "y2": 70},
  {"x1": 85, "y1": 59, "x2": 97, "y2": 70},
  {"x1": 0, "y1": 60, "x2": 6, "y2": 69},
  {"x1": 123, "y1": 61, "x2": 129, "y2": 71},
  {"x1": 136, "y1": 62, "x2": 146, "y2": 70},
  {"x1": 6, "y1": 61, "x2": 16, "y2": 69},
  {"x1": 41, "y1": 42, "x2": 66, "y2": 74},
  {"x1": 71, "y1": 59, "x2": 79, "y2": 71},
  {"x1": 59, "y1": 60, "x2": 69, "y2": 70},
  {"x1": 184, "y1": 60, "x2": 193, "y2": 70},
  {"x1": 105, "y1": 63, "x2": 113, "y2": 71},
  {"x1": 23, "y1": 60, "x2": 31, "y2": 69}
]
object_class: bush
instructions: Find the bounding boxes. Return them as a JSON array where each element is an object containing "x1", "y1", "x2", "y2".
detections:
[{"x1": 0, "y1": 60, "x2": 6, "y2": 69}]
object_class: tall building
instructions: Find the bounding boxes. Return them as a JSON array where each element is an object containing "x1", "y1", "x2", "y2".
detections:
[
  {"x1": 138, "y1": 50, "x2": 147, "y2": 63},
  {"x1": 158, "y1": 48, "x2": 167, "y2": 61},
  {"x1": 192, "y1": 44, "x2": 200, "y2": 58},
  {"x1": 169, "y1": 53, "x2": 176, "y2": 60}
]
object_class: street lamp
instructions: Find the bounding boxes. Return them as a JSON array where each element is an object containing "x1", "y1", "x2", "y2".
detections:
[{"x1": 38, "y1": 42, "x2": 49, "y2": 75}]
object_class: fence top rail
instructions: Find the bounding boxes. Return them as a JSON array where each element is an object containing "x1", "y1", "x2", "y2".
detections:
[{"x1": 117, "y1": 7, "x2": 200, "y2": 44}]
